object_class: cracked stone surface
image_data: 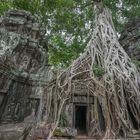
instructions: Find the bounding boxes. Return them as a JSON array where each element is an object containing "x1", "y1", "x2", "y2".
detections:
[{"x1": 0, "y1": 10, "x2": 52, "y2": 140}]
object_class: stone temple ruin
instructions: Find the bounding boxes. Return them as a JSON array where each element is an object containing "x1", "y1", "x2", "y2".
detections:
[
  {"x1": 0, "y1": 10, "x2": 50, "y2": 139},
  {"x1": 0, "y1": 9, "x2": 49, "y2": 123},
  {"x1": 0, "y1": 8, "x2": 140, "y2": 140}
]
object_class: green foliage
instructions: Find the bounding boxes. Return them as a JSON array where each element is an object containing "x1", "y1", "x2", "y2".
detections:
[
  {"x1": 0, "y1": 0, "x2": 140, "y2": 67},
  {"x1": 59, "y1": 114, "x2": 67, "y2": 127},
  {"x1": 53, "y1": 129, "x2": 64, "y2": 137},
  {"x1": 132, "y1": 59, "x2": 140, "y2": 68},
  {"x1": 92, "y1": 64, "x2": 104, "y2": 77},
  {"x1": 53, "y1": 128, "x2": 70, "y2": 137},
  {"x1": 0, "y1": 0, "x2": 13, "y2": 15},
  {"x1": 4, "y1": 56, "x2": 14, "y2": 69}
]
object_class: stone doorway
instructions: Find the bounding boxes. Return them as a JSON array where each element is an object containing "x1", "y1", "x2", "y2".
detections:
[{"x1": 75, "y1": 105, "x2": 87, "y2": 135}]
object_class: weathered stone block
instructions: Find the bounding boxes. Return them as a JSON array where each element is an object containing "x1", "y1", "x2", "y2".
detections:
[
  {"x1": 0, "y1": 123, "x2": 26, "y2": 140},
  {"x1": 53, "y1": 127, "x2": 77, "y2": 138}
]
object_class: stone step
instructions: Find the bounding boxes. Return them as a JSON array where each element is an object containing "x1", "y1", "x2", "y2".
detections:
[
  {"x1": 33, "y1": 137, "x2": 140, "y2": 140},
  {"x1": 35, "y1": 138, "x2": 45, "y2": 140},
  {"x1": 34, "y1": 134, "x2": 98, "y2": 140},
  {"x1": 35, "y1": 136, "x2": 90, "y2": 140}
]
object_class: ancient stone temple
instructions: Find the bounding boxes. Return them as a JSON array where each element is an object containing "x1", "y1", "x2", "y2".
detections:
[
  {"x1": 0, "y1": 9, "x2": 140, "y2": 140},
  {"x1": 0, "y1": 10, "x2": 52, "y2": 139}
]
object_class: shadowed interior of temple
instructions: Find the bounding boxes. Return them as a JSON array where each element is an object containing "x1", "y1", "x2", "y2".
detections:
[{"x1": 75, "y1": 105, "x2": 87, "y2": 134}]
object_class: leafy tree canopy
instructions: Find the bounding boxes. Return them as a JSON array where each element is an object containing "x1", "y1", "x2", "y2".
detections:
[{"x1": 0, "y1": 0, "x2": 140, "y2": 67}]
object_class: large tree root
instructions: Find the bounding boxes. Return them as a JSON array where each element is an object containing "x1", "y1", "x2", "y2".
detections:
[{"x1": 45, "y1": 6, "x2": 140, "y2": 140}]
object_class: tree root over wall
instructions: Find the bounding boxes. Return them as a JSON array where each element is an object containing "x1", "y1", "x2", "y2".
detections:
[{"x1": 45, "y1": 6, "x2": 140, "y2": 140}]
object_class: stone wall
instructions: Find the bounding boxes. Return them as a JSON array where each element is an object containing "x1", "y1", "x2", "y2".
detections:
[
  {"x1": 119, "y1": 19, "x2": 140, "y2": 71},
  {"x1": 0, "y1": 10, "x2": 51, "y2": 124}
]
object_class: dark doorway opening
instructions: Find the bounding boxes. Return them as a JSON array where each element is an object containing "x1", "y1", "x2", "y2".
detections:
[{"x1": 75, "y1": 105, "x2": 87, "y2": 134}]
